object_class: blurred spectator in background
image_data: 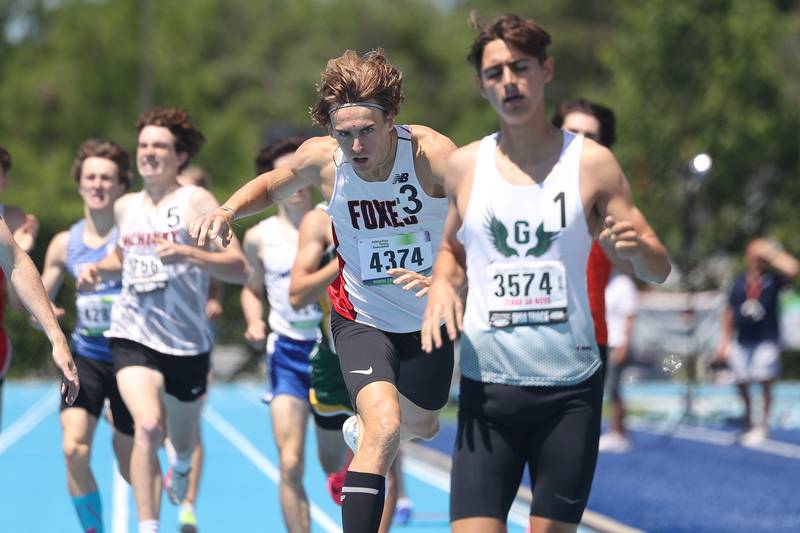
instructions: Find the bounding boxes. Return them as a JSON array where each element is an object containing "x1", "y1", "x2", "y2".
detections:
[
  {"x1": 599, "y1": 270, "x2": 638, "y2": 452},
  {"x1": 714, "y1": 238, "x2": 799, "y2": 446}
]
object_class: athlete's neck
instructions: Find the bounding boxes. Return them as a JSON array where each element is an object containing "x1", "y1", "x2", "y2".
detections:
[
  {"x1": 83, "y1": 206, "x2": 115, "y2": 239},
  {"x1": 277, "y1": 203, "x2": 309, "y2": 229},
  {"x1": 353, "y1": 128, "x2": 398, "y2": 183},
  {"x1": 497, "y1": 106, "x2": 559, "y2": 163},
  {"x1": 143, "y1": 179, "x2": 180, "y2": 205}
]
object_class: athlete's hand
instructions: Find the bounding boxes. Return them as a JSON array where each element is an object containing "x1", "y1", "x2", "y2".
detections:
[
  {"x1": 244, "y1": 320, "x2": 267, "y2": 350},
  {"x1": 13, "y1": 214, "x2": 39, "y2": 253},
  {"x1": 206, "y1": 298, "x2": 223, "y2": 321},
  {"x1": 190, "y1": 207, "x2": 234, "y2": 248},
  {"x1": 421, "y1": 279, "x2": 463, "y2": 353},
  {"x1": 388, "y1": 268, "x2": 431, "y2": 297},
  {"x1": 599, "y1": 216, "x2": 642, "y2": 260},
  {"x1": 76, "y1": 263, "x2": 101, "y2": 291},
  {"x1": 154, "y1": 237, "x2": 191, "y2": 265},
  {"x1": 53, "y1": 341, "x2": 80, "y2": 405}
]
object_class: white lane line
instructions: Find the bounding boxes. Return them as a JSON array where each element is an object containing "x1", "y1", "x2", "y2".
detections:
[
  {"x1": 401, "y1": 453, "x2": 530, "y2": 527},
  {"x1": 0, "y1": 388, "x2": 58, "y2": 455},
  {"x1": 111, "y1": 460, "x2": 129, "y2": 533},
  {"x1": 631, "y1": 421, "x2": 800, "y2": 459},
  {"x1": 204, "y1": 406, "x2": 342, "y2": 533}
]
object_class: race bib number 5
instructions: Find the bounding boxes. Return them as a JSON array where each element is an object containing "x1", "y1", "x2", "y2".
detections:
[
  {"x1": 124, "y1": 253, "x2": 168, "y2": 293},
  {"x1": 358, "y1": 231, "x2": 433, "y2": 285},
  {"x1": 487, "y1": 260, "x2": 568, "y2": 327}
]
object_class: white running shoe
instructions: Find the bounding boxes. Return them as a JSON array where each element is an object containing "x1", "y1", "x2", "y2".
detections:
[
  {"x1": 598, "y1": 431, "x2": 631, "y2": 453},
  {"x1": 740, "y1": 426, "x2": 768, "y2": 447},
  {"x1": 342, "y1": 415, "x2": 359, "y2": 452},
  {"x1": 164, "y1": 467, "x2": 191, "y2": 505}
]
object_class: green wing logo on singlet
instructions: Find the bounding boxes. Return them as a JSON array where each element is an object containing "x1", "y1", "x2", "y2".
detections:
[
  {"x1": 525, "y1": 223, "x2": 559, "y2": 257},
  {"x1": 486, "y1": 211, "x2": 559, "y2": 258},
  {"x1": 486, "y1": 212, "x2": 518, "y2": 257}
]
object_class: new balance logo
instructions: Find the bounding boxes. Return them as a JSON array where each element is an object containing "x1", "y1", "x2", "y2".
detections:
[
  {"x1": 349, "y1": 367, "x2": 374, "y2": 375},
  {"x1": 392, "y1": 172, "x2": 409, "y2": 184}
]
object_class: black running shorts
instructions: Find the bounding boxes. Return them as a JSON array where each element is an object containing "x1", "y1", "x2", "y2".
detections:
[
  {"x1": 450, "y1": 368, "x2": 604, "y2": 525},
  {"x1": 60, "y1": 353, "x2": 134, "y2": 436},
  {"x1": 330, "y1": 311, "x2": 454, "y2": 412},
  {"x1": 110, "y1": 338, "x2": 209, "y2": 402}
]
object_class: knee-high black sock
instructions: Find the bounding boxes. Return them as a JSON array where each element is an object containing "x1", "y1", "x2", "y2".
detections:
[{"x1": 341, "y1": 470, "x2": 386, "y2": 533}]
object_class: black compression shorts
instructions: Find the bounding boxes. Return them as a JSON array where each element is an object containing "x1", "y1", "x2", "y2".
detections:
[
  {"x1": 60, "y1": 353, "x2": 134, "y2": 436},
  {"x1": 450, "y1": 368, "x2": 604, "y2": 524},
  {"x1": 330, "y1": 311, "x2": 454, "y2": 412}
]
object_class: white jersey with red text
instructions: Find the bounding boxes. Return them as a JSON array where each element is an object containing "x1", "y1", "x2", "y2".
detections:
[
  {"x1": 107, "y1": 185, "x2": 212, "y2": 355},
  {"x1": 326, "y1": 125, "x2": 447, "y2": 333},
  {"x1": 456, "y1": 132, "x2": 601, "y2": 386},
  {"x1": 258, "y1": 216, "x2": 322, "y2": 341}
]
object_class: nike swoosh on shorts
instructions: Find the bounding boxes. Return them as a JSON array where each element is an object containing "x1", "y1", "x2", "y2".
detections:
[{"x1": 349, "y1": 367, "x2": 374, "y2": 375}]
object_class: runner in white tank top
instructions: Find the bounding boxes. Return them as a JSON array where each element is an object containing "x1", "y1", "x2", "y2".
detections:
[
  {"x1": 76, "y1": 108, "x2": 246, "y2": 530},
  {"x1": 240, "y1": 137, "x2": 323, "y2": 532},
  {"x1": 190, "y1": 50, "x2": 457, "y2": 533},
  {"x1": 421, "y1": 16, "x2": 671, "y2": 531}
]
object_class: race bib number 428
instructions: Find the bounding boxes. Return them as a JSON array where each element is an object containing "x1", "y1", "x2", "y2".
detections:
[
  {"x1": 487, "y1": 260, "x2": 568, "y2": 327},
  {"x1": 358, "y1": 231, "x2": 433, "y2": 285}
]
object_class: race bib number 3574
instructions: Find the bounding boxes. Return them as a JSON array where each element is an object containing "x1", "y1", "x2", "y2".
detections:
[
  {"x1": 487, "y1": 260, "x2": 568, "y2": 328},
  {"x1": 358, "y1": 231, "x2": 433, "y2": 286}
]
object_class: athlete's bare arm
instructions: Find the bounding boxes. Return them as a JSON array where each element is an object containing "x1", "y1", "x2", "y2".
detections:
[
  {"x1": 159, "y1": 187, "x2": 247, "y2": 284},
  {"x1": 240, "y1": 226, "x2": 267, "y2": 350},
  {"x1": 0, "y1": 216, "x2": 78, "y2": 404},
  {"x1": 582, "y1": 142, "x2": 671, "y2": 284},
  {"x1": 40, "y1": 231, "x2": 69, "y2": 300},
  {"x1": 420, "y1": 144, "x2": 476, "y2": 353},
  {"x1": 410, "y1": 125, "x2": 458, "y2": 197},
  {"x1": 190, "y1": 136, "x2": 337, "y2": 247},
  {"x1": 289, "y1": 208, "x2": 338, "y2": 310},
  {"x1": 75, "y1": 193, "x2": 134, "y2": 290},
  {"x1": 3, "y1": 204, "x2": 38, "y2": 253}
]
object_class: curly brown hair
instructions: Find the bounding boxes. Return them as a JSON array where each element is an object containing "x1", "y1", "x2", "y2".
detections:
[
  {"x1": 70, "y1": 139, "x2": 132, "y2": 190},
  {"x1": 309, "y1": 49, "x2": 404, "y2": 128},
  {"x1": 135, "y1": 107, "x2": 205, "y2": 171},
  {"x1": 467, "y1": 13, "x2": 551, "y2": 75},
  {"x1": 0, "y1": 146, "x2": 11, "y2": 173}
]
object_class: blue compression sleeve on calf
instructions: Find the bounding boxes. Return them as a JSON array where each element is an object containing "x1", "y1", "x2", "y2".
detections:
[{"x1": 73, "y1": 491, "x2": 104, "y2": 533}]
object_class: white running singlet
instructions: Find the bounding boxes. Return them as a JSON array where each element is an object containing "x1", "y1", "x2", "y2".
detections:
[
  {"x1": 107, "y1": 185, "x2": 212, "y2": 355},
  {"x1": 258, "y1": 216, "x2": 322, "y2": 341},
  {"x1": 326, "y1": 125, "x2": 447, "y2": 333},
  {"x1": 457, "y1": 132, "x2": 601, "y2": 386}
]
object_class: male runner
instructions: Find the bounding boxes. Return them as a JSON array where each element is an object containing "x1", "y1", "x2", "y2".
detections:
[
  {"x1": 0, "y1": 145, "x2": 41, "y2": 428},
  {"x1": 240, "y1": 136, "x2": 319, "y2": 533},
  {"x1": 289, "y1": 203, "x2": 421, "y2": 531},
  {"x1": 78, "y1": 107, "x2": 246, "y2": 533},
  {"x1": 40, "y1": 139, "x2": 134, "y2": 533},
  {"x1": 191, "y1": 49, "x2": 456, "y2": 533},
  {"x1": 421, "y1": 15, "x2": 670, "y2": 533}
]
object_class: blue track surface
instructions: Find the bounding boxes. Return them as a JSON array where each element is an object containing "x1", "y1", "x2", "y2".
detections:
[{"x1": 0, "y1": 382, "x2": 530, "y2": 533}]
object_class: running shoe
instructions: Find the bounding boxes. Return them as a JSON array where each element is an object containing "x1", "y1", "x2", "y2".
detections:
[
  {"x1": 597, "y1": 431, "x2": 631, "y2": 453},
  {"x1": 393, "y1": 497, "x2": 414, "y2": 525},
  {"x1": 327, "y1": 468, "x2": 347, "y2": 506},
  {"x1": 740, "y1": 426, "x2": 768, "y2": 447},
  {"x1": 342, "y1": 415, "x2": 359, "y2": 452},
  {"x1": 178, "y1": 502, "x2": 198, "y2": 533},
  {"x1": 164, "y1": 467, "x2": 191, "y2": 505}
]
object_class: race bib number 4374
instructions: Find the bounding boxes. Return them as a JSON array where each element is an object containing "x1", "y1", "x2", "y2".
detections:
[
  {"x1": 487, "y1": 260, "x2": 568, "y2": 327},
  {"x1": 358, "y1": 231, "x2": 433, "y2": 285}
]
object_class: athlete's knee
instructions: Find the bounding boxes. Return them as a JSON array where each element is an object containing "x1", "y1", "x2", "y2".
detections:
[
  {"x1": 363, "y1": 408, "x2": 401, "y2": 446},
  {"x1": 62, "y1": 438, "x2": 91, "y2": 465},
  {"x1": 134, "y1": 417, "x2": 164, "y2": 450},
  {"x1": 279, "y1": 453, "x2": 305, "y2": 487}
]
